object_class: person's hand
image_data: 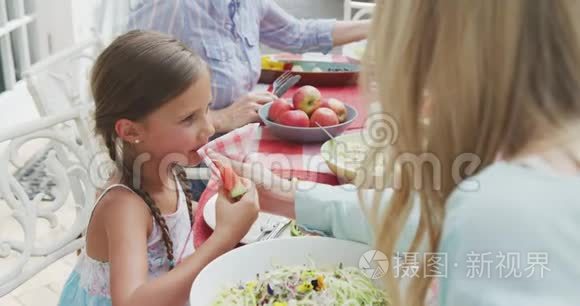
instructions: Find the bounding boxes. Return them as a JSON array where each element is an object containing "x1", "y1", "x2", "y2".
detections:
[
  {"x1": 208, "y1": 150, "x2": 296, "y2": 218},
  {"x1": 213, "y1": 177, "x2": 259, "y2": 247},
  {"x1": 211, "y1": 92, "x2": 277, "y2": 133}
]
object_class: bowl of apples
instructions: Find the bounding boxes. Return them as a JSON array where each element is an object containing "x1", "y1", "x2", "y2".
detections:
[{"x1": 258, "y1": 85, "x2": 358, "y2": 143}]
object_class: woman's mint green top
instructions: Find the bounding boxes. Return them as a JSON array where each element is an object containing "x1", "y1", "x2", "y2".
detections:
[{"x1": 295, "y1": 161, "x2": 580, "y2": 305}]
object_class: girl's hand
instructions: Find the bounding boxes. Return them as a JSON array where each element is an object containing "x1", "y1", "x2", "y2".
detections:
[
  {"x1": 213, "y1": 178, "x2": 259, "y2": 246},
  {"x1": 208, "y1": 150, "x2": 296, "y2": 218}
]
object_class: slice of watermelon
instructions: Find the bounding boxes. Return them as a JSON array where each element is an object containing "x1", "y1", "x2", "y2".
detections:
[{"x1": 213, "y1": 160, "x2": 248, "y2": 201}]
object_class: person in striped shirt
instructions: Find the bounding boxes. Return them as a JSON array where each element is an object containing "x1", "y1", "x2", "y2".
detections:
[{"x1": 128, "y1": 0, "x2": 369, "y2": 133}]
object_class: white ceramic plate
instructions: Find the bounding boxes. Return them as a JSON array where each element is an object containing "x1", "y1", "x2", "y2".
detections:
[
  {"x1": 202, "y1": 194, "x2": 291, "y2": 244},
  {"x1": 320, "y1": 132, "x2": 389, "y2": 187},
  {"x1": 189, "y1": 236, "x2": 376, "y2": 306}
]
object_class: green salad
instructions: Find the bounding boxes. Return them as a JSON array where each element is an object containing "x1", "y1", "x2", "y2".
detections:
[{"x1": 212, "y1": 263, "x2": 390, "y2": 306}]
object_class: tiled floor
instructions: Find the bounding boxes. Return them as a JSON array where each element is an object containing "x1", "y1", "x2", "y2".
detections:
[
  {"x1": 0, "y1": 1, "x2": 352, "y2": 305},
  {"x1": 0, "y1": 196, "x2": 78, "y2": 306},
  {"x1": 0, "y1": 254, "x2": 77, "y2": 306}
]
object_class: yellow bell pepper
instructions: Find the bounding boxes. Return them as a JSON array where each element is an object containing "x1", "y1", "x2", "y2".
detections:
[
  {"x1": 261, "y1": 56, "x2": 285, "y2": 71},
  {"x1": 297, "y1": 282, "x2": 314, "y2": 293},
  {"x1": 315, "y1": 276, "x2": 326, "y2": 291}
]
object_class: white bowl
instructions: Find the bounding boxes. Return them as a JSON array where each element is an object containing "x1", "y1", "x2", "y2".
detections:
[
  {"x1": 190, "y1": 237, "x2": 378, "y2": 305},
  {"x1": 320, "y1": 132, "x2": 391, "y2": 188}
]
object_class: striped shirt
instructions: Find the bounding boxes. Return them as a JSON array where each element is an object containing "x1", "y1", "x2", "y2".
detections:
[{"x1": 127, "y1": 0, "x2": 335, "y2": 110}]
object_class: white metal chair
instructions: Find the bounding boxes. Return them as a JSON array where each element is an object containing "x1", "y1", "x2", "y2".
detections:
[
  {"x1": 21, "y1": 35, "x2": 105, "y2": 163},
  {"x1": 0, "y1": 105, "x2": 104, "y2": 297},
  {"x1": 22, "y1": 36, "x2": 104, "y2": 117},
  {"x1": 343, "y1": 0, "x2": 375, "y2": 21},
  {"x1": 342, "y1": 1, "x2": 375, "y2": 59},
  {"x1": 1, "y1": 37, "x2": 108, "y2": 296}
]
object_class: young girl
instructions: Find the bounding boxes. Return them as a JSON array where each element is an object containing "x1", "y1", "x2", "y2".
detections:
[
  {"x1": 58, "y1": 30, "x2": 259, "y2": 306},
  {"x1": 211, "y1": 0, "x2": 580, "y2": 305}
]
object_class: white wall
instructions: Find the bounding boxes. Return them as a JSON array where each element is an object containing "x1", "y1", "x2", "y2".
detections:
[
  {"x1": 276, "y1": 0, "x2": 343, "y2": 19},
  {"x1": 71, "y1": 0, "x2": 102, "y2": 42},
  {"x1": 26, "y1": 0, "x2": 75, "y2": 61},
  {"x1": 263, "y1": 0, "x2": 344, "y2": 54}
]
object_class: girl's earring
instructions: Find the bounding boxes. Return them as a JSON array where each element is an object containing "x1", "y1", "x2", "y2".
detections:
[{"x1": 134, "y1": 139, "x2": 141, "y2": 144}]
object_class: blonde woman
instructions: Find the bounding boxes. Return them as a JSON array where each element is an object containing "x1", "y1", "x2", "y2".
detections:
[{"x1": 210, "y1": 0, "x2": 580, "y2": 305}]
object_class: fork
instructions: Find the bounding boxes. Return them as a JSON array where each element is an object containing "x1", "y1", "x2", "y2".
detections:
[
  {"x1": 274, "y1": 75, "x2": 301, "y2": 97},
  {"x1": 271, "y1": 71, "x2": 293, "y2": 96},
  {"x1": 255, "y1": 218, "x2": 278, "y2": 242},
  {"x1": 259, "y1": 219, "x2": 293, "y2": 242}
]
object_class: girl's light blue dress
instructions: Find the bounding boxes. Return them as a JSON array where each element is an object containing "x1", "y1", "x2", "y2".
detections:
[
  {"x1": 58, "y1": 182, "x2": 194, "y2": 306},
  {"x1": 294, "y1": 160, "x2": 580, "y2": 305}
]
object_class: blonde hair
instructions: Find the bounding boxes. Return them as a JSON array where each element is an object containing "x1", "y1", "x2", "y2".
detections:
[{"x1": 362, "y1": 0, "x2": 580, "y2": 304}]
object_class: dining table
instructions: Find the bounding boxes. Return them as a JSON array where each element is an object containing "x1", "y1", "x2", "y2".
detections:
[
  {"x1": 189, "y1": 69, "x2": 440, "y2": 306},
  {"x1": 192, "y1": 84, "x2": 369, "y2": 248}
]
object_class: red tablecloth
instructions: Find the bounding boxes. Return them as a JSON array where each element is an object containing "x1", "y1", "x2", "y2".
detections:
[{"x1": 193, "y1": 85, "x2": 367, "y2": 248}]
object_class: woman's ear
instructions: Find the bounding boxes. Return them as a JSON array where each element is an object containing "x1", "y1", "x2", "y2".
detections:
[{"x1": 115, "y1": 119, "x2": 145, "y2": 144}]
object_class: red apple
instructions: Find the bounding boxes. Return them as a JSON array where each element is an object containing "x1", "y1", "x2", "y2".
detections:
[
  {"x1": 278, "y1": 110, "x2": 310, "y2": 127},
  {"x1": 292, "y1": 85, "x2": 322, "y2": 116},
  {"x1": 268, "y1": 99, "x2": 293, "y2": 122},
  {"x1": 321, "y1": 98, "x2": 347, "y2": 122},
  {"x1": 310, "y1": 107, "x2": 339, "y2": 127}
]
